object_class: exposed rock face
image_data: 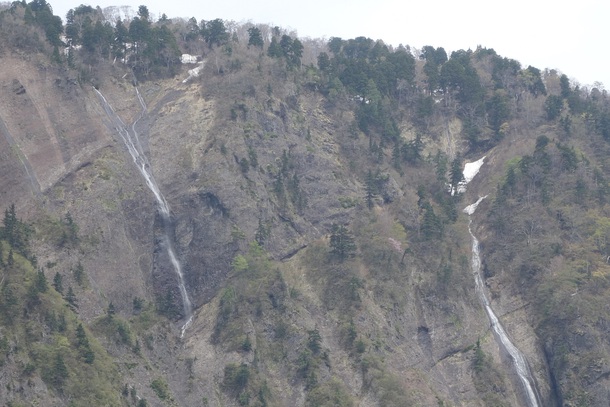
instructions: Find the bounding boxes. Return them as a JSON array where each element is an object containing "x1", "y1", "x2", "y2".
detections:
[
  {"x1": 133, "y1": 80, "x2": 364, "y2": 308},
  {"x1": 0, "y1": 55, "x2": 567, "y2": 406}
]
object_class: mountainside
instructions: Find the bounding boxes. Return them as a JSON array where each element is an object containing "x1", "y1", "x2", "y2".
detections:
[{"x1": 1, "y1": 2, "x2": 610, "y2": 406}]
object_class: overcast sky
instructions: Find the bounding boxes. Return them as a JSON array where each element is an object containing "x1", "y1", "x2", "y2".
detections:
[{"x1": 49, "y1": 0, "x2": 609, "y2": 88}]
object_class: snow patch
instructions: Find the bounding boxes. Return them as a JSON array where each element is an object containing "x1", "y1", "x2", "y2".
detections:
[
  {"x1": 181, "y1": 54, "x2": 199, "y2": 64},
  {"x1": 453, "y1": 155, "x2": 486, "y2": 195},
  {"x1": 182, "y1": 61, "x2": 206, "y2": 83},
  {"x1": 463, "y1": 195, "x2": 488, "y2": 215},
  {"x1": 463, "y1": 156, "x2": 486, "y2": 184}
]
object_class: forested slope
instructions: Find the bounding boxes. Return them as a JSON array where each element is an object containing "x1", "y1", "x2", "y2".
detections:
[{"x1": 1, "y1": 1, "x2": 609, "y2": 406}]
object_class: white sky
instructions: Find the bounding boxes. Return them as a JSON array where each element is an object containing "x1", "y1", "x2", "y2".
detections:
[{"x1": 49, "y1": 0, "x2": 609, "y2": 88}]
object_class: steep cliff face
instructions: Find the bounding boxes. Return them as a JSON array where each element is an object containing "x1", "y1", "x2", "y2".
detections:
[
  {"x1": 0, "y1": 55, "x2": 535, "y2": 407},
  {"x1": 0, "y1": 56, "x2": 161, "y2": 318},
  {"x1": 2, "y1": 31, "x2": 609, "y2": 406}
]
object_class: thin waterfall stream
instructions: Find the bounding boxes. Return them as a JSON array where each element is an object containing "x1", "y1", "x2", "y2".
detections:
[
  {"x1": 94, "y1": 87, "x2": 194, "y2": 337},
  {"x1": 465, "y1": 193, "x2": 541, "y2": 406}
]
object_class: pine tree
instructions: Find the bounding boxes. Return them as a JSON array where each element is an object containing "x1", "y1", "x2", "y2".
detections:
[
  {"x1": 434, "y1": 151, "x2": 448, "y2": 182},
  {"x1": 255, "y1": 219, "x2": 268, "y2": 245},
  {"x1": 1, "y1": 203, "x2": 31, "y2": 257},
  {"x1": 365, "y1": 169, "x2": 376, "y2": 209},
  {"x1": 65, "y1": 286, "x2": 78, "y2": 309},
  {"x1": 247, "y1": 27, "x2": 264, "y2": 48},
  {"x1": 53, "y1": 272, "x2": 63, "y2": 294},
  {"x1": 3, "y1": 204, "x2": 17, "y2": 246},
  {"x1": 58, "y1": 312, "x2": 67, "y2": 332},
  {"x1": 329, "y1": 224, "x2": 357, "y2": 261},
  {"x1": 76, "y1": 323, "x2": 88, "y2": 347},
  {"x1": 421, "y1": 203, "x2": 443, "y2": 240},
  {"x1": 267, "y1": 37, "x2": 282, "y2": 58},
  {"x1": 73, "y1": 261, "x2": 85, "y2": 286},
  {"x1": 1, "y1": 285, "x2": 18, "y2": 323},
  {"x1": 76, "y1": 323, "x2": 95, "y2": 363},
  {"x1": 449, "y1": 155, "x2": 465, "y2": 194},
  {"x1": 392, "y1": 141, "x2": 402, "y2": 170},
  {"x1": 36, "y1": 268, "x2": 48, "y2": 292},
  {"x1": 51, "y1": 352, "x2": 68, "y2": 388}
]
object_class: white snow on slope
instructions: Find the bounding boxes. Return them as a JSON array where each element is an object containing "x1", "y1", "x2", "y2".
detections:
[
  {"x1": 455, "y1": 155, "x2": 486, "y2": 194},
  {"x1": 181, "y1": 54, "x2": 198, "y2": 64},
  {"x1": 464, "y1": 156, "x2": 486, "y2": 184},
  {"x1": 463, "y1": 195, "x2": 488, "y2": 215},
  {"x1": 182, "y1": 61, "x2": 205, "y2": 83}
]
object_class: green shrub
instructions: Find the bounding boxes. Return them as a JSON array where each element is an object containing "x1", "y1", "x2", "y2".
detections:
[
  {"x1": 306, "y1": 378, "x2": 354, "y2": 407},
  {"x1": 150, "y1": 378, "x2": 171, "y2": 401},
  {"x1": 223, "y1": 363, "x2": 250, "y2": 393}
]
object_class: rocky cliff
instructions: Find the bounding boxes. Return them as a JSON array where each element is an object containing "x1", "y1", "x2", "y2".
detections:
[{"x1": 1, "y1": 12, "x2": 609, "y2": 407}]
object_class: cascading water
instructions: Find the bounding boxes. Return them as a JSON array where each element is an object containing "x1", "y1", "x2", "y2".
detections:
[
  {"x1": 464, "y1": 190, "x2": 541, "y2": 406},
  {"x1": 94, "y1": 87, "x2": 194, "y2": 337}
]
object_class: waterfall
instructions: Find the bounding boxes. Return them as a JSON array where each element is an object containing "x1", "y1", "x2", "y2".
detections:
[
  {"x1": 94, "y1": 87, "x2": 194, "y2": 337},
  {"x1": 465, "y1": 197, "x2": 541, "y2": 407}
]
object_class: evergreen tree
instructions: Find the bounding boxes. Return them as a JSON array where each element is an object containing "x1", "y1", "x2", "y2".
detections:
[
  {"x1": 247, "y1": 27, "x2": 264, "y2": 48},
  {"x1": 76, "y1": 323, "x2": 88, "y2": 347},
  {"x1": 434, "y1": 151, "x2": 448, "y2": 182},
  {"x1": 203, "y1": 19, "x2": 228, "y2": 47},
  {"x1": 449, "y1": 156, "x2": 465, "y2": 194},
  {"x1": 317, "y1": 52, "x2": 330, "y2": 71},
  {"x1": 64, "y1": 9, "x2": 80, "y2": 47},
  {"x1": 560, "y1": 74, "x2": 571, "y2": 98},
  {"x1": 2, "y1": 204, "x2": 17, "y2": 246},
  {"x1": 523, "y1": 66, "x2": 547, "y2": 97},
  {"x1": 255, "y1": 219, "x2": 269, "y2": 245},
  {"x1": 76, "y1": 323, "x2": 95, "y2": 364},
  {"x1": 279, "y1": 35, "x2": 292, "y2": 56},
  {"x1": 1, "y1": 285, "x2": 18, "y2": 323},
  {"x1": 58, "y1": 312, "x2": 67, "y2": 332},
  {"x1": 289, "y1": 38, "x2": 303, "y2": 67},
  {"x1": 421, "y1": 203, "x2": 442, "y2": 240},
  {"x1": 392, "y1": 141, "x2": 402, "y2": 170},
  {"x1": 128, "y1": 16, "x2": 150, "y2": 53},
  {"x1": 137, "y1": 5, "x2": 149, "y2": 20},
  {"x1": 545, "y1": 95, "x2": 563, "y2": 120},
  {"x1": 73, "y1": 261, "x2": 85, "y2": 286},
  {"x1": 113, "y1": 19, "x2": 129, "y2": 59},
  {"x1": 488, "y1": 89, "x2": 510, "y2": 136},
  {"x1": 53, "y1": 272, "x2": 63, "y2": 293},
  {"x1": 365, "y1": 169, "x2": 376, "y2": 209},
  {"x1": 329, "y1": 224, "x2": 357, "y2": 261},
  {"x1": 51, "y1": 352, "x2": 69, "y2": 388},
  {"x1": 421, "y1": 45, "x2": 447, "y2": 93},
  {"x1": 328, "y1": 37, "x2": 343, "y2": 55},
  {"x1": 13, "y1": 219, "x2": 31, "y2": 257},
  {"x1": 65, "y1": 286, "x2": 78, "y2": 309},
  {"x1": 267, "y1": 37, "x2": 283, "y2": 58},
  {"x1": 402, "y1": 134, "x2": 423, "y2": 164},
  {"x1": 36, "y1": 268, "x2": 48, "y2": 292}
]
